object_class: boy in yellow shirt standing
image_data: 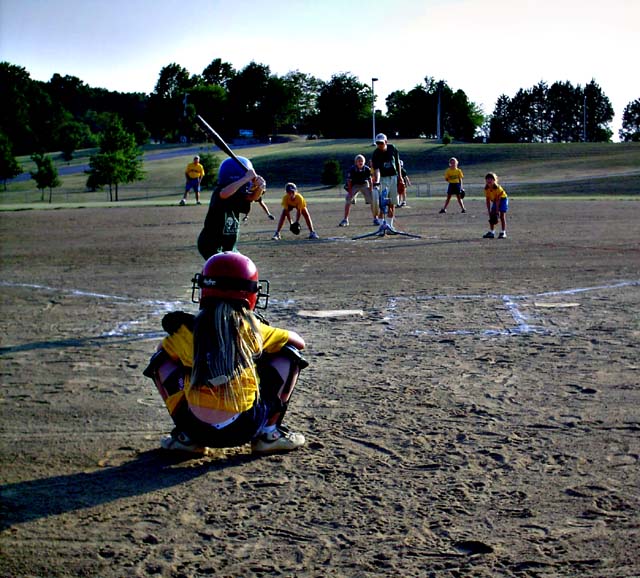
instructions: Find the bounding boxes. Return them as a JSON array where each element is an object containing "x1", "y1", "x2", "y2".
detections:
[{"x1": 180, "y1": 155, "x2": 205, "y2": 205}]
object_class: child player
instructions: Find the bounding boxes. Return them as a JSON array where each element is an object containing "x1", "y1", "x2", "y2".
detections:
[
  {"x1": 272, "y1": 183, "x2": 319, "y2": 240},
  {"x1": 483, "y1": 172, "x2": 509, "y2": 238}
]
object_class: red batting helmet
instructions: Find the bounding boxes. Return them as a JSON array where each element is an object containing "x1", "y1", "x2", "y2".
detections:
[{"x1": 191, "y1": 251, "x2": 269, "y2": 310}]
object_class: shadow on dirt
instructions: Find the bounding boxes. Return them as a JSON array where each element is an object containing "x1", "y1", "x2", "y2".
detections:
[{"x1": 0, "y1": 449, "x2": 259, "y2": 529}]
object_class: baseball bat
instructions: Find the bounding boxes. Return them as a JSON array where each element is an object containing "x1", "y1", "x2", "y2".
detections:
[{"x1": 196, "y1": 115, "x2": 248, "y2": 172}]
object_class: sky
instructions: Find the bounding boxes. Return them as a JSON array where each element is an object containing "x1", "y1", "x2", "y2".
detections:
[{"x1": 1, "y1": 0, "x2": 638, "y2": 140}]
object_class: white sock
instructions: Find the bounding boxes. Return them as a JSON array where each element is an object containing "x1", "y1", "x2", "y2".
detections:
[{"x1": 260, "y1": 424, "x2": 277, "y2": 436}]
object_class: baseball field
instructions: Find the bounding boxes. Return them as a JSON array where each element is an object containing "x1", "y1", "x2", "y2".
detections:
[{"x1": 1, "y1": 145, "x2": 640, "y2": 576}]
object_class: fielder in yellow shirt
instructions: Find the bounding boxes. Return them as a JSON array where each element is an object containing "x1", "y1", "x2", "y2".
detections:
[
  {"x1": 439, "y1": 157, "x2": 467, "y2": 214},
  {"x1": 483, "y1": 172, "x2": 509, "y2": 239},
  {"x1": 272, "y1": 182, "x2": 319, "y2": 240},
  {"x1": 179, "y1": 155, "x2": 205, "y2": 205}
]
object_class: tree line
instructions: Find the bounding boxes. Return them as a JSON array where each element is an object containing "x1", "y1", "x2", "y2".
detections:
[{"x1": 1, "y1": 59, "x2": 639, "y2": 191}]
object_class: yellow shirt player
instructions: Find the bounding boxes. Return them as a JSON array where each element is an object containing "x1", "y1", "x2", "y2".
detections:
[
  {"x1": 272, "y1": 182, "x2": 319, "y2": 240},
  {"x1": 180, "y1": 155, "x2": 205, "y2": 205},
  {"x1": 439, "y1": 157, "x2": 466, "y2": 213},
  {"x1": 483, "y1": 172, "x2": 509, "y2": 239}
]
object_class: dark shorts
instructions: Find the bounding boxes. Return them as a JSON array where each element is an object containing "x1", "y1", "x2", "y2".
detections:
[
  {"x1": 185, "y1": 178, "x2": 201, "y2": 193},
  {"x1": 447, "y1": 182, "x2": 462, "y2": 196},
  {"x1": 491, "y1": 198, "x2": 509, "y2": 213}
]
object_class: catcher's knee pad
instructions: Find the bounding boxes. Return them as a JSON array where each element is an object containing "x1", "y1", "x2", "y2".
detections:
[
  {"x1": 257, "y1": 346, "x2": 307, "y2": 412},
  {"x1": 143, "y1": 349, "x2": 185, "y2": 402}
]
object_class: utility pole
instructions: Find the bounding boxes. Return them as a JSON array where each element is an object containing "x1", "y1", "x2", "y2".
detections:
[
  {"x1": 437, "y1": 81, "x2": 443, "y2": 140},
  {"x1": 583, "y1": 93, "x2": 587, "y2": 142},
  {"x1": 372, "y1": 77, "x2": 378, "y2": 144}
]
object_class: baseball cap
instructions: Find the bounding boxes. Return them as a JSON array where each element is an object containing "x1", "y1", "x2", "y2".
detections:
[
  {"x1": 194, "y1": 155, "x2": 200, "y2": 160},
  {"x1": 375, "y1": 133, "x2": 387, "y2": 143},
  {"x1": 285, "y1": 182, "x2": 297, "y2": 192}
]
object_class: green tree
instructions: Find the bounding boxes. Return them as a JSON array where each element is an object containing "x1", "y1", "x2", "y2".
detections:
[
  {"x1": 321, "y1": 159, "x2": 342, "y2": 186},
  {"x1": 226, "y1": 62, "x2": 274, "y2": 136},
  {"x1": 489, "y1": 95, "x2": 515, "y2": 143},
  {"x1": 317, "y1": 73, "x2": 370, "y2": 138},
  {"x1": 201, "y1": 58, "x2": 236, "y2": 89},
  {"x1": 619, "y1": 99, "x2": 640, "y2": 142},
  {"x1": 86, "y1": 116, "x2": 143, "y2": 201},
  {"x1": 0, "y1": 132, "x2": 22, "y2": 189},
  {"x1": 583, "y1": 79, "x2": 613, "y2": 142},
  {"x1": 281, "y1": 71, "x2": 324, "y2": 134},
  {"x1": 198, "y1": 153, "x2": 222, "y2": 189},
  {"x1": 0, "y1": 62, "x2": 61, "y2": 154},
  {"x1": 148, "y1": 63, "x2": 195, "y2": 142},
  {"x1": 57, "y1": 119, "x2": 95, "y2": 160},
  {"x1": 30, "y1": 152, "x2": 61, "y2": 202}
]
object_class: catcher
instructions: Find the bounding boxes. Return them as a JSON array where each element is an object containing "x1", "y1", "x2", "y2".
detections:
[
  {"x1": 197, "y1": 156, "x2": 266, "y2": 259},
  {"x1": 272, "y1": 182, "x2": 319, "y2": 240},
  {"x1": 143, "y1": 251, "x2": 308, "y2": 454},
  {"x1": 483, "y1": 172, "x2": 509, "y2": 239}
]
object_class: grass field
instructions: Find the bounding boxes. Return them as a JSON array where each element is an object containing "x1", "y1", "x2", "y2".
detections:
[{"x1": 2, "y1": 140, "x2": 639, "y2": 208}]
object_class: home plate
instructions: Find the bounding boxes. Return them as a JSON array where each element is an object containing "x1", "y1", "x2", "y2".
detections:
[
  {"x1": 298, "y1": 309, "x2": 364, "y2": 318},
  {"x1": 533, "y1": 302, "x2": 580, "y2": 308}
]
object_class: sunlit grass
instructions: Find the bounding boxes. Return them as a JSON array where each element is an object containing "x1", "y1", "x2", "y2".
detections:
[{"x1": 3, "y1": 140, "x2": 639, "y2": 208}]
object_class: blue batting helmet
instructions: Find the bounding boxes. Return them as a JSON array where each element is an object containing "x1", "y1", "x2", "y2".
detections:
[{"x1": 217, "y1": 156, "x2": 253, "y2": 186}]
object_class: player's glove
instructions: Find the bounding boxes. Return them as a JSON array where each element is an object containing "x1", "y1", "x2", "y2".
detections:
[
  {"x1": 489, "y1": 212, "x2": 498, "y2": 226},
  {"x1": 459, "y1": 189, "x2": 466, "y2": 199},
  {"x1": 290, "y1": 222, "x2": 301, "y2": 235},
  {"x1": 162, "y1": 311, "x2": 195, "y2": 334}
]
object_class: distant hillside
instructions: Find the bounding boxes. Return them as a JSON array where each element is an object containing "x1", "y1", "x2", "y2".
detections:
[{"x1": 3, "y1": 140, "x2": 639, "y2": 206}]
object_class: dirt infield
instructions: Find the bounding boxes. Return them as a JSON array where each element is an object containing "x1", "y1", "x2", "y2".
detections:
[{"x1": 1, "y1": 197, "x2": 639, "y2": 577}]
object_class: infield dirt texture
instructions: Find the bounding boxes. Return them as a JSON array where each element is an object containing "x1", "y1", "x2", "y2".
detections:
[{"x1": 1, "y1": 196, "x2": 639, "y2": 577}]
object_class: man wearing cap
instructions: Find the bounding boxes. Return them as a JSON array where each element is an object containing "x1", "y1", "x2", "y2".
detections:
[
  {"x1": 371, "y1": 133, "x2": 404, "y2": 225},
  {"x1": 180, "y1": 155, "x2": 205, "y2": 205}
]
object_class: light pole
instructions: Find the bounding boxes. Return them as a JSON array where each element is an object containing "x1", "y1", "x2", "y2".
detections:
[{"x1": 371, "y1": 77, "x2": 378, "y2": 144}]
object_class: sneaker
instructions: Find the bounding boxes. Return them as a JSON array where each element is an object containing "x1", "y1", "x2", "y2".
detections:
[
  {"x1": 272, "y1": 232, "x2": 281, "y2": 240},
  {"x1": 242, "y1": 214, "x2": 249, "y2": 222},
  {"x1": 160, "y1": 431, "x2": 205, "y2": 454},
  {"x1": 268, "y1": 214, "x2": 276, "y2": 220},
  {"x1": 498, "y1": 231, "x2": 507, "y2": 239},
  {"x1": 351, "y1": 198, "x2": 357, "y2": 205},
  {"x1": 338, "y1": 219, "x2": 349, "y2": 227},
  {"x1": 439, "y1": 208, "x2": 446, "y2": 214},
  {"x1": 251, "y1": 426, "x2": 305, "y2": 454},
  {"x1": 308, "y1": 231, "x2": 319, "y2": 240},
  {"x1": 373, "y1": 218, "x2": 381, "y2": 225},
  {"x1": 483, "y1": 231, "x2": 495, "y2": 239},
  {"x1": 196, "y1": 201, "x2": 202, "y2": 205},
  {"x1": 178, "y1": 199, "x2": 186, "y2": 206},
  {"x1": 461, "y1": 209, "x2": 466, "y2": 213}
]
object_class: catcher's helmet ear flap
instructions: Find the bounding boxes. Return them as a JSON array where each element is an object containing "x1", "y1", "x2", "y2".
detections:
[
  {"x1": 217, "y1": 157, "x2": 253, "y2": 186},
  {"x1": 191, "y1": 251, "x2": 269, "y2": 310}
]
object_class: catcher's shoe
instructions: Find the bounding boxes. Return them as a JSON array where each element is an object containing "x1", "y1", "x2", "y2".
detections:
[
  {"x1": 251, "y1": 426, "x2": 305, "y2": 454},
  {"x1": 498, "y1": 231, "x2": 507, "y2": 238},
  {"x1": 160, "y1": 431, "x2": 205, "y2": 454},
  {"x1": 483, "y1": 231, "x2": 495, "y2": 239},
  {"x1": 272, "y1": 232, "x2": 281, "y2": 240},
  {"x1": 308, "y1": 231, "x2": 319, "y2": 240},
  {"x1": 338, "y1": 219, "x2": 349, "y2": 227}
]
